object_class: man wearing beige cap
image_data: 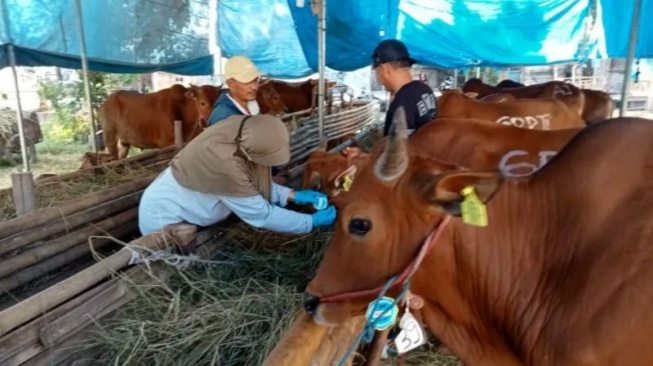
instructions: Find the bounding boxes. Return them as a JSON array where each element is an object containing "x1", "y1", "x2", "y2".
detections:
[{"x1": 207, "y1": 56, "x2": 263, "y2": 127}]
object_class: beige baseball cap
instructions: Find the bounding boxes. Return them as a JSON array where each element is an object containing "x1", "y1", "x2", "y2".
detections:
[{"x1": 224, "y1": 56, "x2": 262, "y2": 83}]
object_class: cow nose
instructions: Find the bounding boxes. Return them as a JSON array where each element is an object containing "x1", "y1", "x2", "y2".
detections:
[{"x1": 303, "y1": 293, "x2": 320, "y2": 316}]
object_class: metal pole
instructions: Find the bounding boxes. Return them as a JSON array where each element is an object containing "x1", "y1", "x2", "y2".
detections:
[
  {"x1": 317, "y1": 0, "x2": 326, "y2": 139},
  {"x1": 74, "y1": 0, "x2": 98, "y2": 152},
  {"x1": 7, "y1": 45, "x2": 30, "y2": 172},
  {"x1": 475, "y1": 67, "x2": 480, "y2": 79},
  {"x1": 619, "y1": 0, "x2": 643, "y2": 117},
  {"x1": 214, "y1": 0, "x2": 223, "y2": 83},
  {"x1": 453, "y1": 69, "x2": 458, "y2": 88}
]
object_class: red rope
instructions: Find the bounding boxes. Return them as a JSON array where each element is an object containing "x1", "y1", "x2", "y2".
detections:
[{"x1": 319, "y1": 215, "x2": 452, "y2": 303}]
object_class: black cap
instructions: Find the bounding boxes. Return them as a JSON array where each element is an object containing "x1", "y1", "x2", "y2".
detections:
[{"x1": 371, "y1": 39, "x2": 417, "y2": 68}]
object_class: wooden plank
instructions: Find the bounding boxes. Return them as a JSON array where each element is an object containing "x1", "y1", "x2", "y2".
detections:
[
  {"x1": 3, "y1": 263, "x2": 167, "y2": 366},
  {"x1": 0, "y1": 222, "x2": 138, "y2": 293},
  {"x1": 0, "y1": 191, "x2": 141, "y2": 257},
  {"x1": 0, "y1": 277, "x2": 110, "y2": 364},
  {"x1": 311, "y1": 316, "x2": 366, "y2": 366},
  {"x1": 0, "y1": 175, "x2": 154, "y2": 238},
  {"x1": 0, "y1": 229, "x2": 173, "y2": 337},
  {"x1": 262, "y1": 311, "x2": 329, "y2": 366},
  {"x1": 0, "y1": 208, "x2": 138, "y2": 279},
  {"x1": 11, "y1": 223, "x2": 230, "y2": 366}
]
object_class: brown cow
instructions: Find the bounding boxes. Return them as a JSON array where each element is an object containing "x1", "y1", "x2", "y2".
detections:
[
  {"x1": 257, "y1": 79, "x2": 289, "y2": 116},
  {"x1": 303, "y1": 118, "x2": 580, "y2": 196},
  {"x1": 302, "y1": 140, "x2": 370, "y2": 197},
  {"x1": 495, "y1": 79, "x2": 524, "y2": 88},
  {"x1": 477, "y1": 92, "x2": 517, "y2": 103},
  {"x1": 463, "y1": 78, "x2": 585, "y2": 117},
  {"x1": 78, "y1": 151, "x2": 116, "y2": 170},
  {"x1": 267, "y1": 79, "x2": 336, "y2": 113},
  {"x1": 438, "y1": 90, "x2": 585, "y2": 129},
  {"x1": 582, "y1": 88, "x2": 615, "y2": 124},
  {"x1": 100, "y1": 84, "x2": 221, "y2": 159},
  {"x1": 303, "y1": 108, "x2": 653, "y2": 366}
]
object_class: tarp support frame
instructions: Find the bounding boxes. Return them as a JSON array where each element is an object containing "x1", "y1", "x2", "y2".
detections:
[
  {"x1": 74, "y1": 0, "x2": 98, "y2": 152},
  {"x1": 619, "y1": 0, "x2": 643, "y2": 117}
]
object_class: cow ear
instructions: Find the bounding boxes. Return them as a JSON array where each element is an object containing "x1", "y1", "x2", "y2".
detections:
[
  {"x1": 309, "y1": 79, "x2": 319, "y2": 86},
  {"x1": 416, "y1": 170, "x2": 502, "y2": 216}
]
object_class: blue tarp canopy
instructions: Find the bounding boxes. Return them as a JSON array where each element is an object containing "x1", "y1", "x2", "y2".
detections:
[
  {"x1": 0, "y1": 0, "x2": 649, "y2": 77},
  {"x1": 0, "y1": 0, "x2": 213, "y2": 75},
  {"x1": 599, "y1": 0, "x2": 652, "y2": 58},
  {"x1": 218, "y1": 0, "x2": 599, "y2": 78}
]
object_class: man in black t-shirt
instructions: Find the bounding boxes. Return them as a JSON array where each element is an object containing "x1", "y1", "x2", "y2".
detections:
[{"x1": 344, "y1": 39, "x2": 437, "y2": 156}]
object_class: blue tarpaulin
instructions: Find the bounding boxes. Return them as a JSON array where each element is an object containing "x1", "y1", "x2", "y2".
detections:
[
  {"x1": 0, "y1": 0, "x2": 213, "y2": 75},
  {"x1": 219, "y1": 0, "x2": 597, "y2": 78},
  {"x1": 598, "y1": 0, "x2": 652, "y2": 58}
]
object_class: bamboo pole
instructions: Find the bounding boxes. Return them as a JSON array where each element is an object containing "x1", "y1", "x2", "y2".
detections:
[
  {"x1": 0, "y1": 191, "x2": 141, "y2": 257},
  {"x1": 311, "y1": 316, "x2": 366, "y2": 366},
  {"x1": 0, "y1": 175, "x2": 154, "y2": 238},
  {"x1": 0, "y1": 222, "x2": 138, "y2": 293},
  {"x1": 0, "y1": 223, "x2": 226, "y2": 365},
  {"x1": 263, "y1": 311, "x2": 329, "y2": 366},
  {"x1": 364, "y1": 329, "x2": 390, "y2": 366},
  {"x1": 0, "y1": 252, "x2": 164, "y2": 365},
  {"x1": 0, "y1": 209, "x2": 138, "y2": 279},
  {"x1": 0, "y1": 224, "x2": 194, "y2": 337}
]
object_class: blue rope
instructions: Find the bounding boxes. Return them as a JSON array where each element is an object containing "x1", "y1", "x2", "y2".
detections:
[{"x1": 336, "y1": 276, "x2": 411, "y2": 366}]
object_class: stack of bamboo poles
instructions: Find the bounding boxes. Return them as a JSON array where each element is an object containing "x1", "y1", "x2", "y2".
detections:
[
  {"x1": 0, "y1": 175, "x2": 153, "y2": 300},
  {"x1": 0, "y1": 222, "x2": 227, "y2": 366}
]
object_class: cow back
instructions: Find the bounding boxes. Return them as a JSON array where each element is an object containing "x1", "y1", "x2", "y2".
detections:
[{"x1": 438, "y1": 91, "x2": 585, "y2": 130}]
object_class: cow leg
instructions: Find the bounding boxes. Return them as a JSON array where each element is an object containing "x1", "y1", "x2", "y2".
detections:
[
  {"x1": 118, "y1": 140, "x2": 130, "y2": 160},
  {"x1": 102, "y1": 127, "x2": 120, "y2": 160}
]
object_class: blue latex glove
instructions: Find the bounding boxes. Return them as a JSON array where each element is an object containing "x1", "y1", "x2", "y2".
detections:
[
  {"x1": 312, "y1": 205, "x2": 337, "y2": 228},
  {"x1": 294, "y1": 189, "x2": 328, "y2": 209}
]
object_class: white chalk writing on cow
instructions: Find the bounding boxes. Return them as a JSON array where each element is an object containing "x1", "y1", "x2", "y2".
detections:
[
  {"x1": 553, "y1": 84, "x2": 573, "y2": 96},
  {"x1": 498, "y1": 150, "x2": 558, "y2": 177},
  {"x1": 496, "y1": 114, "x2": 552, "y2": 130}
]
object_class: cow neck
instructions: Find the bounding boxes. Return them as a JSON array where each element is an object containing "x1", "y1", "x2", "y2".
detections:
[{"x1": 411, "y1": 179, "x2": 553, "y2": 364}]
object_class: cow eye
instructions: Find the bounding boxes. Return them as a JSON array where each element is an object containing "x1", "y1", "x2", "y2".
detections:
[{"x1": 348, "y1": 218, "x2": 372, "y2": 236}]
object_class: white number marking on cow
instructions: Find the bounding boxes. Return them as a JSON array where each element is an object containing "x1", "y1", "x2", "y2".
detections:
[
  {"x1": 498, "y1": 150, "x2": 559, "y2": 177},
  {"x1": 496, "y1": 114, "x2": 552, "y2": 130},
  {"x1": 553, "y1": 84, "x2": 573, "y2": 96}
]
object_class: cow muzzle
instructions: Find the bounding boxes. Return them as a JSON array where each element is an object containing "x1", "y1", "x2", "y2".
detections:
[{"x1": 303, "y1": 291, "x2": 355, "y2": 326}]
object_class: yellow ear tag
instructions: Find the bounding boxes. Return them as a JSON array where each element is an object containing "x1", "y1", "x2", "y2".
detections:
[
  {"x1": 460, "y1": 186, "x2": 488, "y2": 227},
  {"x1": 342, "y1": 175, "x2": 353, "y2": 192}
]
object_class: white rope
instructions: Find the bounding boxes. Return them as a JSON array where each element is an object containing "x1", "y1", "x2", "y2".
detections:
[{"x1": 125, "y1": 242, "x2": 219, "y2": 271}]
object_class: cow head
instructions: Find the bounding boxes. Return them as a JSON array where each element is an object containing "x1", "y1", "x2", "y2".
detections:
[
  {"x1": 461, "y1": 78, "x2": 495, "y2": 98},
  {"x1": 302, "y1": 140, "x2": 370, "y2": 197},
  {"x1": 303, "y1": 106, "x2": 502, "y2": 326},
  {"x1": 257, "y1": 80, "x2": 287, "y2": 117},
  {"x1": 185, "y1": 84, "x2": 222, "y2": 124}
]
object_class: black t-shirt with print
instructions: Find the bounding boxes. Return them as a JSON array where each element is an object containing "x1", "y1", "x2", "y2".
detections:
[{"x1": 383, "y1": 80, "x2": 437, "y2": 136}]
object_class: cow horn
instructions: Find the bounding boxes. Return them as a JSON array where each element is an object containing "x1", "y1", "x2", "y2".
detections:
[{"x1": 374, "y1": 106, "x2": 409, "y2": 181}]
